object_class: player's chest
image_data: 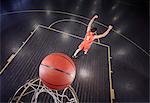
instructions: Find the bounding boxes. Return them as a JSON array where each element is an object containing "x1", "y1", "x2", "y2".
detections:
[{"x1": 85, "y1": 35, "x2": 94, "y2": 41}]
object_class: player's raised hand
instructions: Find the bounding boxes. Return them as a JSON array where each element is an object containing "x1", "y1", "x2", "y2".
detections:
[
  {"x1": 94, "y1": 15, "x2": 98, "y2": 18},
  {"x1": 108, "y1": 25, "x2": 113, "y2": 30}
]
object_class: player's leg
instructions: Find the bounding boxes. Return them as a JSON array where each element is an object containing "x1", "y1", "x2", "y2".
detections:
[
  {"x1": 72, "y1": 41, "x2": 84, "y2": 58},
  {"x1": 84, "y1": 50, "x2": 88, "y2": 55},
  {"x1": 72, "y1": 48, "x2": 82, "y2": 58},
  {"x1": 83, "y1": 44, "x2": 90, "y2": 55}
]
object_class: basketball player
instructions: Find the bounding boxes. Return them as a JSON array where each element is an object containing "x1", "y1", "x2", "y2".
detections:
[{"x1": 72, "y1": 15, "x2": 113, "y2": 58}]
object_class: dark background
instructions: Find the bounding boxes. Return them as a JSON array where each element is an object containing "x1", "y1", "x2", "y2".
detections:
[{"x1": 0, "y1": 0, "x2": 149, "y2": 102}]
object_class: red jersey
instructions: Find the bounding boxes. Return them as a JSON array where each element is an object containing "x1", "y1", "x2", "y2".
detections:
[
  {"x1": 83, "y1": 31, "x2": 95, "y2": 45},
  {"x1": 79, "y1": 31, "x2": 95, "y2": 51}
]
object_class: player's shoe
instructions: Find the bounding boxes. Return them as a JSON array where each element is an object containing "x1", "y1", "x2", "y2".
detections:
[
  {"x1": 84, "y1": 52, "x2": 87, "y2": 55},
  {"x1": 72, "y1": 55, "x2": 78, "y2": 59}
]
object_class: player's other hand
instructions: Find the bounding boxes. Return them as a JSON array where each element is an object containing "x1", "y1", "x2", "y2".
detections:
[
  {"x1": 94, "y1": 15, "x2": 98, "y2": 18},
  {"x1": 108, "y1": 25, "x2": 113, "y2": 30}
]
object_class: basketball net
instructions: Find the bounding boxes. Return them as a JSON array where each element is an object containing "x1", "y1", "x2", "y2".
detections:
[{"x1": 10, "y1": 78, "x2": 79, "y2": 103}]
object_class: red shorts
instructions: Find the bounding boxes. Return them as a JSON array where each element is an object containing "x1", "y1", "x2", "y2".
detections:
[{"x1": 79, "y1": 41, "x2": 92, "y2": 52}]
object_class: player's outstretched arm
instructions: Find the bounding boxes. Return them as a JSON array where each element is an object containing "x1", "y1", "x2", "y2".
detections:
[
  {"x1": 86, "y1": 15, "x2": 98, "y2": 32},
  {"x1": 94, "y1": 25, "x2": 113, "y2": 39}
]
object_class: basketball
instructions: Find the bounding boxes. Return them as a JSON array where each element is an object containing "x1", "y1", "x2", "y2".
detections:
[{"x1": 39, "y1": 53, "x2": 76, "y2": 90}]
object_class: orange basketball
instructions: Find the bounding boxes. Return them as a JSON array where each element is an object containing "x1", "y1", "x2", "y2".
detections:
[{"x1": 39, "y1": 53, "x2": 76, "y2": 90}]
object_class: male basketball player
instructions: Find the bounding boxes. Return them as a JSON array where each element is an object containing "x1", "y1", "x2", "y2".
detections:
[{"x1": 72, "y1": 15, "x2": 113, "y2": 58}]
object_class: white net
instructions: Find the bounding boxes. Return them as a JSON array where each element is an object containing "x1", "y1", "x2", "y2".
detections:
[{"x1": 10, "y1": 78, "x2": 79, "y2": 103}]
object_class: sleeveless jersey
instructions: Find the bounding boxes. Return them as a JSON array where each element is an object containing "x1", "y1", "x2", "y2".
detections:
[{"x1": 83, "y1": 31, "x2": 95, "y2": 45}]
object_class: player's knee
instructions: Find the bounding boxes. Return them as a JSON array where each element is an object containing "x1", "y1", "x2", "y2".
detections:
[{"x1": 78, "y1": 48, "x2": 82, "y2": 51}]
